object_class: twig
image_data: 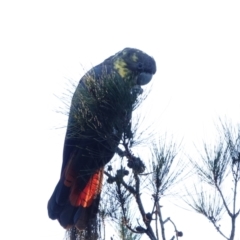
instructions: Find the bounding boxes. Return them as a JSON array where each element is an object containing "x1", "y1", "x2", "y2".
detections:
[
  {"x1": 168, "y1": 218, "x2": 178, "y2": 240},
  {"x1": 156, "y1": 201, "x2": 166, "y2": 240},
  {"x1": 215, "y1": 184, "x2": 232, "y2": 217},
  {"x1": 210, "y1": 219, "x2": 228, "y2": 240}
]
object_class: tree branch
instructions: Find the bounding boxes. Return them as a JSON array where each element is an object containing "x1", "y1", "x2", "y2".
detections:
[
  {"x1": 134, "y1": 173, "x2": 157, "y2": 240},
  {"x1": 156, "y1": 201, "x2": 166, "y2": 240},
  {"x1": 215, "y1": 184, "x2": 232, "y2": 217},
  {"x1": 210, "y1": 219, "x2": 228, "y2": 240}
]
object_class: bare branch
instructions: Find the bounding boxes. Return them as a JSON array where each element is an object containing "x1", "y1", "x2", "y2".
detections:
[
  {"x1": 215, "y1": 184, "x2": 232, "y2": 217},
  {"x1": 156, "y1": 201, "x2": 166, "y2": 240}
]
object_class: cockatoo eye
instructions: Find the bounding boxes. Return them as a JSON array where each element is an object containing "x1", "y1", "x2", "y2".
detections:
[{"x1": 137, "y1": 63, "x2": 144, "y2": 70}]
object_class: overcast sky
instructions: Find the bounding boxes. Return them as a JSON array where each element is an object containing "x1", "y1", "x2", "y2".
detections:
[{"x1": 0, "y1": 1, "x2": 239, "y2": 240}]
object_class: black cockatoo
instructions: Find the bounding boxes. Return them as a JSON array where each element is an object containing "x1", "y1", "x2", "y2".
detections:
[{"x1": 47, "y1": 48, "x2": 156, "y2": 230}]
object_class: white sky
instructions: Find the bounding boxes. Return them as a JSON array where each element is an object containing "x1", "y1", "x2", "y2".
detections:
[{"x1": 0, "y1": 1, "x2": 240, "y2": 239}]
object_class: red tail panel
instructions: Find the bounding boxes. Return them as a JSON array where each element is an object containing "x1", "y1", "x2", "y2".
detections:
[
  {"x1": 70, "y1": 168, "x2": 104, "y2": 207},
  {"x1": 64, "y1": 170, "x2": 75, "y2": 187},
  {"x1": 62, "y1": 153, "x2": 76, "y2": 188}
]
